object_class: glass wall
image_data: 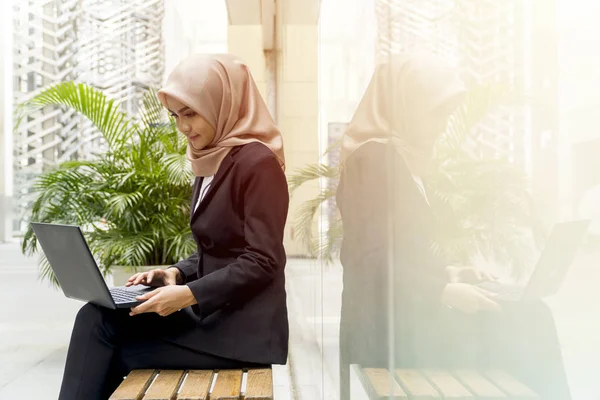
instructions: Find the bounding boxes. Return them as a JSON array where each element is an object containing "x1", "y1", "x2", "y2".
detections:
[
  {"x1": 288, "y1": 0, "x2": 600, "y2": 399},
  {"x1": 1, "y1": 0, "x2": 599, "y2": 398}
]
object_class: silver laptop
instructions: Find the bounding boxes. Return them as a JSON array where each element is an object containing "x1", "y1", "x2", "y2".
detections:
[
  {"x1": 477, "y1": 219, "x2": 591, "y2": 301},
  {"x1": 31, "y1": 222, "x2": 153, "y2": 309}
]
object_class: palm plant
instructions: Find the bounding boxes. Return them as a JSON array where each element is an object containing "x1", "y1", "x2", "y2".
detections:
[
  {"x1": 19, "y1": 82, "x2": 196, "y2": 287},
  {"x1": 289, "y1": 85, "x2": 543, "y2": 279}
]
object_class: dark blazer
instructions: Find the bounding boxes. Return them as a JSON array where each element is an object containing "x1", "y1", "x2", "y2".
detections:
[{"x1": 166, "y1": 142, "x2": 289, "y2": 365}]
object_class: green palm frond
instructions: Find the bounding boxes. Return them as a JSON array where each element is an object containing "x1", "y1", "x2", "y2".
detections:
[
  {"x1": 87, "y1": 229, "x2": 156, "y2": 271},
  {"x1": 139, "y1": 88, "x2": 165, "y2": 129},
  {"x1": 288, "y1": 164, "x2": 339, "y2": 193},
  {"x1": 157, "y1": 118, "x2": 188, "y2": 154},
  {"x1": 294, "y1": 187, "x2": 338, "y2": 256},
  {"x1": 313, "y1": 217, "x2": 344, "y2": 263},
  {"x1": 37, "y1": 253, "x2": 60, "y2": 289},
  {"x1": 15, "y1": 81, "x2": 138, "y2": 149},
  {"x1": 162, "y1": 153, "x2": 194, "y2": 185},
  {"x1": 105, "y1": 192, "x2": 144, "y2": 217},
  {"x1": 164, "y1": 228, "x2": 197, "y2": 264},
  {"x1": 323, "y1": 138, "x2": 342, "y2": 155},
  {"x1": 19, "y1": 82, "x2": 195, "y2": 287}
]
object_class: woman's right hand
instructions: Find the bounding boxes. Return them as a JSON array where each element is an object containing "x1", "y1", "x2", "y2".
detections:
[
  {"x1": 125, "y1": 268, "x2": 182, "y2": 287},
  {"x1": 440, "y1": 282, "x2": 501, "y2": 314}
]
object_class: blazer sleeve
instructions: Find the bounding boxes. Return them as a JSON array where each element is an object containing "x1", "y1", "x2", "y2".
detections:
[
  {"x1": 342, "y1": 143, "x2": 448, "y2": 303},
  {"x1": 169, "y1": 252, "x2": 199, "y2": 283},
  {"x1": 186, "y1": 152, "x2": 288, "y2": 317}
]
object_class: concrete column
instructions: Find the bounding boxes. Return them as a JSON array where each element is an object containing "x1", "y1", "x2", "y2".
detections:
[
  {"x1": 228, "y1": 25, "x2": 269, "y2": 102},
  {"x1": 226, "y1": 0, "x2": 320, "y2": 256},
  {"x1": 273, "y1": 0, "x2": 321, "y2": 256},
  {"x1": 278, "y1": 24, "x2": 320, "y2": 256},
  {"x1": 277, "y1": 24, "x2": 319, "y2": 256}
]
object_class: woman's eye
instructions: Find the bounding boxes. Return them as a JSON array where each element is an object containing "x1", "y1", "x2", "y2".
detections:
[
  {"x1": 185, "y1": 112, "x2": 196, "y2": 118},
  {"x1": 170, "y1": 113, "x2": 178, "y2": 119}
]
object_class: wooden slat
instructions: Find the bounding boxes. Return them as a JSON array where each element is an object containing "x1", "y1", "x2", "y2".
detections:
[
  {"x1": 177, "y1": 370, "x2": 214, "y2": 400},
  {"x1": 422, "y1": 370, "x2": 473, "y2": 399},
  {"x1": 210, "y1": 369, "x2": 243, "y2": 400},
  {"x1": 453, "y1": 370, "x2": 507, "y2": 399},
  {"x1": 244, "y1": 369, "x2": 273, "y2": 400},
  {"x1": 143, "y1": 370, "x2": 185, "y2": 400},
  {"x1": 484, "y1": 370, "x2": 540, "y2": 399},
  {"x1": 110, "y1": 370, "x2": 157, "y2": 400},
  {"x1": 395, "y1": 369, "x2": 440, "y2": 399},
  {"x1": 363, "y1": 368, "x2": 408, "y2": 399}
]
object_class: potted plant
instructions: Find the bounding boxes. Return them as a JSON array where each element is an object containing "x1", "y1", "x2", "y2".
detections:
[
  {"x1": 19, "y1": 82, "x2": 196, "y2": 287},
  {"x1": 289, "y1": 85, "x2": 544, "y2": 279}
]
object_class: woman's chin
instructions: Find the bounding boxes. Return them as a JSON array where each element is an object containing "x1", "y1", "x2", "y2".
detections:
[{"x1": 189, "y1": 140, "x2": 205, "y2": 150}]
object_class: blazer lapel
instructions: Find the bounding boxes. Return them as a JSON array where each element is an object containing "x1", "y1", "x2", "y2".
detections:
[
  {"x1": 190, "y1": 176, "x2": 203, "y2": 222},
  {"x1": 190, "y1": 152, "x2": 236, "y2": 223}
]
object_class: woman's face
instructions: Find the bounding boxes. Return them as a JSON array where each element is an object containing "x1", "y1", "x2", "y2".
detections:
[
  {"x1": 165, "y1": 95, "x2": 216, "y2": 150},
  {"x1": 413, "y1": 95, "x2": 464, "y2": 157}
]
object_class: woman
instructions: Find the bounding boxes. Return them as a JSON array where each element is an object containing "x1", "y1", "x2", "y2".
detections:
[
  {"x1": 58, "y1": 54, "x2": 289, "y2": 400},
  {"x1": 337, "y1": 54, "x2": 571, "y2": 400}
]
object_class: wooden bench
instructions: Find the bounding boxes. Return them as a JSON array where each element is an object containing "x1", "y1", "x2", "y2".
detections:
[
  {"x1": 109, "y1": 368, "x2": 273, "y2": 400},
  {"x1": 353, "y1": 366, "x2": 540, "y2": 399}
]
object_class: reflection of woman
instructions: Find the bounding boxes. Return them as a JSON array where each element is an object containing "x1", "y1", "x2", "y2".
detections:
[
  {"x1": 58, "y1": 54, "x2": 289, "y2": 399},
  {"x1": 337, "y1": 54, "x2": 571, "y2": 400}
]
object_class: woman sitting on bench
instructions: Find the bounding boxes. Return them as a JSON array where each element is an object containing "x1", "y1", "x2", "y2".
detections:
[
  {"x1": 336, "y1": 53, "x2": 571, "y2": 400},
  {"x1": 58, "y1": 54, "x2": 289, "y2": 400}
]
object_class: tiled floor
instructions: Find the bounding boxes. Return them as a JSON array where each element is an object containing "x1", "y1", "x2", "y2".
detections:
[{"x1": 0, "y1": 242, "x2": 81, "y2": 399}]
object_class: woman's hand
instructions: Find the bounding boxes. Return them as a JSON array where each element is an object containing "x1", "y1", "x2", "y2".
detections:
[
  {"x1": 441, "y1": 282, "x2": 501, "y2": 314},
  {"x1": 125, "y1": 268, "x2": 182, "y2": 287},
  {"x1": 129, "y1": 285, "x2": 197, "y2": 317},
  {"x1": 446, "y1": 265, "x2": 497, "y2": 284}
]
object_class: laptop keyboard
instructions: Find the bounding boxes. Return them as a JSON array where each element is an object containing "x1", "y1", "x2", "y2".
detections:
[{"x1": 109, "y1": 287, "x2": 148, "y2": 303}]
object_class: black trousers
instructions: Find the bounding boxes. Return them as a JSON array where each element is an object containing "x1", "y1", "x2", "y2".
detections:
[{"x1": 59, "y1": 303, "x2": 265, "y2": 400}]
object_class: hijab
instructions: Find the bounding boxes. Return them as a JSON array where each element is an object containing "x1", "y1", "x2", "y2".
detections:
[
  {"x1": 158, "y1": 53, "x2": 285, "y2": 177},
  {"x1": 341, "y1": 53, "x2": 466, "y2": 176}
]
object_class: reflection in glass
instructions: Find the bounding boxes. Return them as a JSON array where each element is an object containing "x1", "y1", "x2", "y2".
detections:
[{"x1": 337, "y1": 54, "x2": 572, "y2": 400}]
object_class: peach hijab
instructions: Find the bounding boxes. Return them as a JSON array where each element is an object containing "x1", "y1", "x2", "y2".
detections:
[
  {"x1": 158, "y1": 54, "x2": 285, "y2": 177},
  {"x1": 341, "y1": 53, "x2": 466, "y2": 176}
]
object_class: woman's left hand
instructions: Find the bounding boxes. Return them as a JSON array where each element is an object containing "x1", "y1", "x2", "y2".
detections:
[{"x1": 129, "y1": 285, "x2": 197, "y2": 317}]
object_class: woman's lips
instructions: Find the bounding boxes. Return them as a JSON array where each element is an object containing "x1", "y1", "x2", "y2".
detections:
[{"x1": 188, "y1": 134, "x2": 199, "y2": 140}]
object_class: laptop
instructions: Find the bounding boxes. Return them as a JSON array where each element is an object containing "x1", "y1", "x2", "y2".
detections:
[
  {"x1": 477, "y1": 219, "x2": 591, "y2": 301},
  {"x1": 31, "y1": 222, "x2": 154, "y2": 309}
]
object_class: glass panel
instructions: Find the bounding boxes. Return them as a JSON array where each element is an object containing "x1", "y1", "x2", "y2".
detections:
[
  {"x1": 2, "y1": 1, "x2": 599, "y2": 399},
  {"x1": 318, "y1": 1, "x2": 377, "y2": 398},
  {"x1": 310, "y1": 1, "x2": 600, "y2": 399}
]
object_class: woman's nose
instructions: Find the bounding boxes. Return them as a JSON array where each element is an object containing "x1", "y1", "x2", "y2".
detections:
[{"x1": 179, "y1": 122, "x2": 191, "y2": 134}]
